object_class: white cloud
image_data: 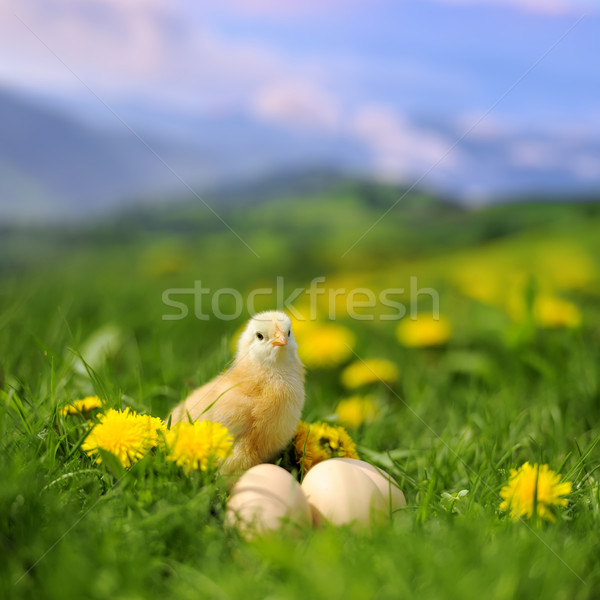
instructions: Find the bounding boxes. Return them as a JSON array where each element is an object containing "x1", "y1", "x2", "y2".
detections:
[{"x1": 353, "y1": 105, "x2": 463, "y2": 181}]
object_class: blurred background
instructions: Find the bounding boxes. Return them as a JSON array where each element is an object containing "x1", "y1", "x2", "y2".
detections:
[
  {"x1": 0, "y1": 0, "x2": 598, "y2": 222},
  {"x1": 1, "y1": 0, "x2": 600, "y2": 414}
]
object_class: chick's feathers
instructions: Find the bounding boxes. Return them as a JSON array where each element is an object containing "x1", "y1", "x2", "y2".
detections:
[{"x1": 170, "y1": 311, "x2": 305, "y2": 473}]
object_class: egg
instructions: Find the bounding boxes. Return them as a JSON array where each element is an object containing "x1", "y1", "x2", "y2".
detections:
[
  {"x1": 301, "y1": 459, "x2": 387, "y2": 529},
  {"x1": 226, "y1": 464, "x2": 312, "y2": 538},
  {"x1": 332, "y1": 458, "x2": 407, "y2": 514}
]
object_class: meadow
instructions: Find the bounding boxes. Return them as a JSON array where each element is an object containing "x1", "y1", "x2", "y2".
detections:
[{"x1": 1, "y1": 183, "x2": 600, "y2": 599}]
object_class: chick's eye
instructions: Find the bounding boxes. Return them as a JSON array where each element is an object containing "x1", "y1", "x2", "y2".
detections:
[
  {"x1": 256, "y1": 332, "x2": 264, "y2": 340},
  {"x1": 287, "y1": 330, "x2": 291, "y2": 336}
]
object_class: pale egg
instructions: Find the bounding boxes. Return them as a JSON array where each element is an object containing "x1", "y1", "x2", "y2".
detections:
[
  {"x1": 301, "y1": 459, "x2": 387, "y2": 529},
  {"x1": 332, "y1": 458, "x2": 407, "y2": 515},
  {"x1": 226, "y1": 464, "x2": 312, "y2": 538}
]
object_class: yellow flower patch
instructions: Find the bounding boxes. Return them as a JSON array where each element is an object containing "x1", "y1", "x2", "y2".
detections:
[
  {"x1": 294, "y1": 321, "x2": 356, "y2": 369},
  {"x1": 396, "y1": 314, "x2": 451, "y2": 347},
  {"x1": 533, "y1": 295, "x2": 582, "y2": 328},
  {"x1": 82, "y1": 408, "x2": 165, "y2": 469},
  {"x1": 61, "y1": 395, "x2": 104, "y2": 416},
  {"x1": 165, "y1": 420, "x2": 233, "y2": 473},
  {"x1": 340, "y1": 358, "x2": 398, "y2": 389},
  {"x1": 335, "y1": 396, "x2": 379, "y2": 428},
  {"x1": 293, "y1": 420, "x2": 359, "y2": 474}
]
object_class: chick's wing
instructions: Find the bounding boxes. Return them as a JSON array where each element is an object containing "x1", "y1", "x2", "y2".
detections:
[{"x1": 171, "y1": 374, "x2": 253, "y2": 437}]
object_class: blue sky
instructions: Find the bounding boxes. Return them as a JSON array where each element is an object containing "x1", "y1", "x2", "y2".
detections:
[{"x1": 1, "y1": 0, "x2": 598, "y2": 201}]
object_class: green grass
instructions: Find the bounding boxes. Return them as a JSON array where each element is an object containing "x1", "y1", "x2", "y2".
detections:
[{"x1": 2, "y1": 188, "x2": 600, "y2": 599}]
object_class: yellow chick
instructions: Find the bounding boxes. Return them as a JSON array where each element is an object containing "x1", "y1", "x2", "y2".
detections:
[{"x1": 170, "y1": 311, "x2": 305, "y2": 474}]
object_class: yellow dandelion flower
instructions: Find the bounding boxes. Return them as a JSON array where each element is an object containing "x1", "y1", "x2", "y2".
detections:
[
  {"x1": 138, "y1": 414, "x2": 168, "y2": 447},
  {"x1": 295, "y1": 322, "x2": 356, "y2": 369},
  {"x1": 293, "y1": 420, "x2": 360, "y2": 474},
  {"x1": 533, "y1": 295, "x2": 582, "y2": 328},
  {"x1": 82, "y1": 408, "x2": 161, "y2": 468},
  {"x1": 340, "y1": 358, "x2": 398, "y2": 389},
  {"x1": 335, "y1": 396, "x2": 379, "y2": 428},
  {"x1": 500, "y1": 462, "x2": 572, "y2": 523},
  {"x1": 396, "y1": 314, "x2": 451, "y2": 347},
  {"x1": 60, "y1": 395, "x2": 104, "y2": 416},
  {"x1": 165, "y1": 420, "x2": 233, "y2": 473}
]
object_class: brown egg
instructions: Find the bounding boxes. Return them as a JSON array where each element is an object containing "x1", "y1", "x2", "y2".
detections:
[
  {"x1": 226, "y1": 464, "x2": 311, "y2": 538},
  {"x1": 332, "y1": 458, "x2": 407, "y2": 515},
  {"x1": 301, "y1": 459, "x2": 387, "y2": 530}
]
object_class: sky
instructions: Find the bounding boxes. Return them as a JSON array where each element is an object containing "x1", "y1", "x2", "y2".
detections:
[{"x1": 0, "y1": 0, "x2": 599, "y2": 203}]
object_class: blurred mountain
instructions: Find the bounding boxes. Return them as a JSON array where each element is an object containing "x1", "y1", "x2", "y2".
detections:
[
  {"x1": 0, "y1": 88, "x2": 227, "y2": 222},
  {"x1": 0, "y1": 88, "x2": 368, "y2": 223},
  {"x1": 1, "y1": 86, "x2": 599, "y2": 223}
]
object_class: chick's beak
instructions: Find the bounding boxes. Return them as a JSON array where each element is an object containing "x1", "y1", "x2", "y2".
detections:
[{"x1": 271, "y1": 327, "x2": 287, "y2": 347}]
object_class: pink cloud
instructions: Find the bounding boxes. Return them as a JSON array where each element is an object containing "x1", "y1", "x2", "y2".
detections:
[
  {"x1": 353, "y1": 105, "x2": 463, "y2": 181},
  {"x1": 1, "y1": 0, "x2": 286, "y2": 107},
  {"x1": 434, "y1": 0, "x2": 595, "y2": 16},
  {"x1": 509, "y1": 140, "x2": 558, "y2": 168},
  {"x1": 217, "y1": 0, "x2": 375, "y2": 19},
  {"x1": 2, "y1": 0, "x2": 174, "y2": 91},
  {"x1": 253, "y1": 79, "x2": 340, "y2": 130},
  {"x1": 570, "y1": 154, "x2": 600, "y2": 179}
]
